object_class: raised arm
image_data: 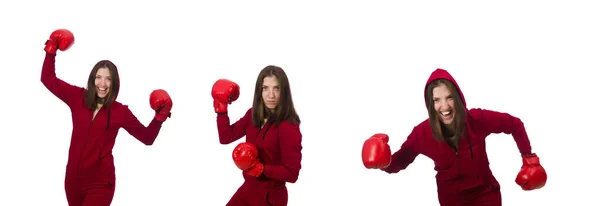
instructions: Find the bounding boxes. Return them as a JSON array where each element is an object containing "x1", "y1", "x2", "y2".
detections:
[
  {"x1": 40, "y1": 29, "x2": 81, "y2": 107},
  {"x1": 470, "y1": 108, "x2": 532, "y2": 155},
  {"x1": 212, "y1": 78, "x2": 245, "y2": 144},
  {"x1": 262, "y1": 122, "x2": 303, "y2": 183},
  {"x1": 383, "y1": 127, "x2": 420, "y2": 174},
  {"x1": 216, "y1": 109, "x2": 250, "y2": 144},
  {"x1": 122, "y1": 89, "x2": 173, "y2": 145},
  {"x1": 121, "y1": 105, "x2": 164, "y2": 145}
]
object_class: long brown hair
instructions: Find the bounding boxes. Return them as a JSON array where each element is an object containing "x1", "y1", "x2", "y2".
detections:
[
  {"x1": 425, "y1": 79, "x2": 466, "y2": 144},
  {"x1": 84, "y1": 60, "x2": 120, "y2": 110},
  {"x1": 251, "y1": 65, "x2": 300, "y2": 127}
]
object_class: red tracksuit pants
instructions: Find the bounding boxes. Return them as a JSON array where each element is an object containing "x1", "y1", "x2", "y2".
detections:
[
  {"x1": 226, "y1": 180, "x2": 288, "y2": 206},
  {"x1": 464, "y1": 189, "x2": 501, "y2": 206},
  {"x1": 65, "y1": 178, "x2": 115, "y2": 206},
  {"x1": 441, "y1": 185, "x2": 502, "y2": 206}
]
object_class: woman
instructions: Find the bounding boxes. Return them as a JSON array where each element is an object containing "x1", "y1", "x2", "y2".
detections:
[
  {"x1": 211, "y1": 65, "x2": 302, "y2": 206},
  {"x1": 362, "y1": 68, "x2": 547, "y2": 205},
  {"x1": 40, "y1": 29, "x2": 173, "y2": 206}
]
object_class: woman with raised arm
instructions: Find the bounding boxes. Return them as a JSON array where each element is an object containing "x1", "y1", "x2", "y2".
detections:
[
  {"x1": 211, "y1": 65, "x2": 303, "y2": 206},
  {"x1": 40, "y1": 29, "x2": 173, "y2": 206}
]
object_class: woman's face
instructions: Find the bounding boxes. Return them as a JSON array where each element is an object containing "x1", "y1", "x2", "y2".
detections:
[
  {"x1": 95, "y1": 68, "x2": 112, "y2": 99},
  {"x1": 432, "y1": 83, "x2": 455, "y2": 125},
  {"x1": 262, "y1": 75, "x2": 281, "y2": 111}
]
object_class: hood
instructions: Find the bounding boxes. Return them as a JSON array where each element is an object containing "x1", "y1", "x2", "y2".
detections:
[
  {"x1": 424, "y1": 68, "x2": 466, "y2": 109},
  {"x1": 424, "y1": 68, "x2": 474, "y2": 159}
]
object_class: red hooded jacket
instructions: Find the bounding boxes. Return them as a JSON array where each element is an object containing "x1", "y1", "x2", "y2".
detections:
[
  {"x1": 41, "y1": 53, "x2": 164, "y2": 184},
  {"x1": 217, "y1": 108, "x2": 302, "y2": 187},
  {"x1": 383, "y1": 68, "x2": 533, "y2": 205}
]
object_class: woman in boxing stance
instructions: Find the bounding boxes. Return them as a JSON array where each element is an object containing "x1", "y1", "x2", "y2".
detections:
[
  {"x1": 362, "y1": 68, "x2": 547, "y2": 206},
  {"x1": 212, "y1": 65, "x2": 302, "y2": 206}
]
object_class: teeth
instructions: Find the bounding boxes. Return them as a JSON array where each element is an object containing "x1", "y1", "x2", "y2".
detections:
[
  {"x1": 441, "y1": 111, "x2": 450, "y2": 116},
  {"x1": 99, "y1": 88, "x2": 107, "y2": 91}
]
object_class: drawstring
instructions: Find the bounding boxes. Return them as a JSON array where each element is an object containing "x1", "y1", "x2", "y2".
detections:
[
  {"x1": 105, "y1": 109, "x2": 111, "y2": 130},
  {"x1": 467, "y1": 133, "x2": 473, "y2": 160}
]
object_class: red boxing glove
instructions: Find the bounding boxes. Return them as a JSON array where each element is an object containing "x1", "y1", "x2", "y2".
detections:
[
  {"x1": 245, "y1": 162, "x2": 264, "y2": 177},
  {"x1": 211, "y1": 79, "x2": 240, "y2": 113},
  {"x1": 515, "y1": 153, "x2": 547, "y2": 190},
  {"x1": 232, "y1": 142, "x2": 264, "y2": 177},
  {"x1": 149, "y1": 89, "x2": 172, "y2": 122},
  {"x1": 362, "y1": 133, "x2": 392, "y2": 169},
  {"x1": 232, "y1": 142, "x2": 260, "y2": 170},
  {"x1": 44, "y1": 29, "x2": 75, "y2": 54}
]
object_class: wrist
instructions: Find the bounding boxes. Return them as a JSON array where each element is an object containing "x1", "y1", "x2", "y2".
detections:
[
  {"x1": 44, "y1": 41, "x2": 57, "y2": 54},
  {"x1": 214, "y1": 100, "x2": 228, "y2": 113},
  {"x1": 155, "y1": 112, "x2": 171, "y2": 122}
]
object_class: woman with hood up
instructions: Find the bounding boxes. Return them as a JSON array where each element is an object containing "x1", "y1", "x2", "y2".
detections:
[
  {"x1": 361, "y1": 68, "x2": 547, "y2": 205},
  {"x1": 40, "y1": 29, "x2": 173, "y2": 206}
]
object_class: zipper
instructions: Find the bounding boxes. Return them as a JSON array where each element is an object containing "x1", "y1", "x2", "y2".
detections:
[
  {"x1": 262, "y1": 123, "x2": 272, "y2": 141},
  {"x1": 456, "y1": 149, "x2": 464, "y2": 203},
  {"x1": 257, "y1": 120, "x2": 272, "y2": 141},
  {"x1": 76, "y1": 108, "x2": 100, "y2": 179}
]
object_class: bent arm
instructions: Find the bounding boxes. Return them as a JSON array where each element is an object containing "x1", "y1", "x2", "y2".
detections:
[
  {"x1": 216, "y1": 109, "x2": 250, "y2": 144},
  {"x1": 40, "y1": 53, "x2": 83, "y2": 106},
  {"x1": 383, "y1": 128, "x2": 420, "y2": 173},
  {"x1": 122, "y1": 106, "x2": 163, "y2": 145},
  {"x1": 263, "y1": 123, "x2": 302, "y2": 183},
  {"x1": 475, "y1": 108, "x2": 533, "y2": 155}
]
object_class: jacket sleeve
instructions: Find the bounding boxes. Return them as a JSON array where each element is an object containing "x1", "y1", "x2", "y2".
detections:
[
  {"x1": 383, "y1": 127, "x2": 420, "y2": 173},
  {"x1": 471, "y1": 108, "x2": 533, "y2": 155},
  {"x1": 40, "y1": 53, "x2": 84, "y2": 106},
  {"x1": 216, "y1": 109, "x2": 251, "y2": 145},
  {"x1": 121, "y1": 105, "x2": 164, "y2": 145},
  {"x1": 263, "y1": 122, "x2": 302, "y2": 183}
]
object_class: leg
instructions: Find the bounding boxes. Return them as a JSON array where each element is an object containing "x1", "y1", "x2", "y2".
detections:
[
  {"x1": 80, "y1": 181, "x2": 115, "y2": 206},
  {"x1": 252, "y1": 186, "x2": 287, "y2": 206},
  {"x1": 226, "y1": 185, "x2": 249, "y2": 206},
  {"x1": 468, "y1": 190, "x2": 502, "y2": 206},
  {"x1": 65, "y1": 179, "x2": 82, "y2": 206}
]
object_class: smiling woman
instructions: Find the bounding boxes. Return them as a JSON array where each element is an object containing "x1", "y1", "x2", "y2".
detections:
[
  {"x1": 40, "y1": 28, "x2": 174, "y2": 206},
  {"x1": 362, "y1": 68, "x2": 548, "y2": 206},
  {"x1": 85, "y1": 60, "x2": 120, "y2": 116},
  {"x1": 426, "y1": 78, "x2": 466, "y2": 146}
]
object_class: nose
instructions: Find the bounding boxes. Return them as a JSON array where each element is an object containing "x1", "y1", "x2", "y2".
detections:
[
  {"x1": 268, "y1": 90, "x2": 275, "y2": 98},
  {"x1": 440, "y1": 100, "x2": 450, "y2": 110},
  {"x1": 266, "y1": 89, "x2": 277, "y2": 99}
]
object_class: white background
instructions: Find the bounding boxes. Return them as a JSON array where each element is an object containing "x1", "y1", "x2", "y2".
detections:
[{"x1": 1, "y1": 0, "x2": 598, "y2": 205}]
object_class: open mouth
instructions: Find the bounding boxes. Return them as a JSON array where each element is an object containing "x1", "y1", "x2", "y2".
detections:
[{"x1": 440, "y1": 111, "x2": 452, "y2": 117}]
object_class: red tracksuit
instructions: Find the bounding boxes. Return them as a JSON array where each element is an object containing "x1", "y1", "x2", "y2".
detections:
[
  {"x1": 383, "y1": 69, "x2": 533, "y2": 206},
  {"x1": 217, "y1": 108, "x2": 303, "y2": 206},
  {"x1": 41, "y1": 53, "x2": 164, "y2": 206}
]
